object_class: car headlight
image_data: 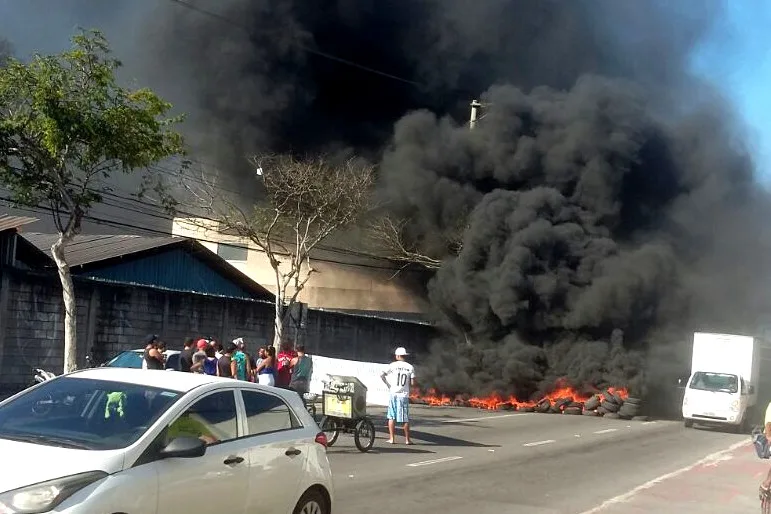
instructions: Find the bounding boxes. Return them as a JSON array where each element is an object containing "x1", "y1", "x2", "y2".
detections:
[
  {"x1": 0, "y1": 471, "x2": 107, "y2": 514},
  {"x1": 730, "y1": 400, "x2": 740, "y2": 412}
]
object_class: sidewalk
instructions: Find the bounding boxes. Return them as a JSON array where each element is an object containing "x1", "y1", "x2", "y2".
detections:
[{"x1": 587, "y1": 441, "x2": 769, "y2": 513}]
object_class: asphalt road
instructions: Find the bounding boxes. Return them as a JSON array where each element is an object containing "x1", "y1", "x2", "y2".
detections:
[{"x1": 326, "y1": 405, "x2": 756, "y2": 514}]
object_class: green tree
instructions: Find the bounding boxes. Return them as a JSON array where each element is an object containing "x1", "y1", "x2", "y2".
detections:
[{"x1": 0, "y1": 30, "x2": 185, "y2": 373}]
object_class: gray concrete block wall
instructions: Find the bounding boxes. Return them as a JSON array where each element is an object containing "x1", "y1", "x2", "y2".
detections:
[{"x1": 0, "y1": 269, "x2": 437, "y2": 398}]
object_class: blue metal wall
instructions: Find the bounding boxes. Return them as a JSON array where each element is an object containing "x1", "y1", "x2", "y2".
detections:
[{"x1": 79, "y1": 248, "x2": 257, "y2": 300}]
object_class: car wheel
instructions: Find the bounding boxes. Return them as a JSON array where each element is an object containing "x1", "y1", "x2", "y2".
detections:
[{"x1": 293, "y1": 488, "x2": 328, "y2": 514}]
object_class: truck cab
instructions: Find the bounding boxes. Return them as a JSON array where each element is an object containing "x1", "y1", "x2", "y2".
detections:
[{"x1": 682, "y1": 371, "x2": 753, "y2": 430}]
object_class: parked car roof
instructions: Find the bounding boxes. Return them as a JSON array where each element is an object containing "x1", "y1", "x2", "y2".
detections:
[{"x1": 69, "y1": 367, "x2": 225, "y2": 392}]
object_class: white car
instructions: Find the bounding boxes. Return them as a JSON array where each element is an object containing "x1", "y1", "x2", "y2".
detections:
[
  {"x1": 0, "y1": 368, "x2": 334, "y2": 514},
  {"x1": 103, "y1": 349, "x2": 182, "y2": 370}
]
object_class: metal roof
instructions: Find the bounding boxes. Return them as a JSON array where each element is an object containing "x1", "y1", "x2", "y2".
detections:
[
  {"x1": 18, "y1": 232, "x2": 274, "y2": 301},
  {"x1": 0, "y1": 215, "x2": 38, "y2": 232},
  {"x1": 21, "y1": 233, "x2": 181, "y2": 267}
]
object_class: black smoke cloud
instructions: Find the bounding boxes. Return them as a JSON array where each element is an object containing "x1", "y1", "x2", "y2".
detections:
[
  {"x1": 4, "y1": 0, "x2": 768, "y2": 397},
  {"x1": 380, "y1": 74, "x2": 767, "y2": 398}
]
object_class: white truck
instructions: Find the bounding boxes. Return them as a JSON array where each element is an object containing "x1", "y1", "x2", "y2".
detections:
[{"x1": 682, "y1": 332, "x2": 771, "y2": 432}]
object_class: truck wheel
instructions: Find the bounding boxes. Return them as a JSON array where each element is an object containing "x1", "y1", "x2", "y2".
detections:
[{"x1": 684, "y1": 418, "x2": 693, "y2": 428}]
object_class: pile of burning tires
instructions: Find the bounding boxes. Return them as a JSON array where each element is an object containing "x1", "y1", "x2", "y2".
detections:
[{"x1": 512, "y1": 389, "x2": 648, "y2": 421}]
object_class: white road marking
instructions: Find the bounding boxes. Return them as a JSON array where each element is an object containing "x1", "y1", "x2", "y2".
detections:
[
  {"x1": 594, "y1": 428, "x2": 618, "y2": 434},
  {"x1": 642, "y1": 421, "x2": 656, "y2": 425},
  {"x1": 440, "y1": 413, "x2": 529, "y2": 423},
  {"x1": 577, "y1": 439, "x2": 749, "y2": 514},
  {"x1": 523, "y1": 439, "x2": 556, "y2": 447},
  {"x1": 407, "y1": 456, "x2": 463, "y2": 467}
]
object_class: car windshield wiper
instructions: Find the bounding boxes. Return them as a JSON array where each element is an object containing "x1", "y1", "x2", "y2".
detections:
[{"x1": 0, "y1": 433, "x2": 94, "y2": 450}]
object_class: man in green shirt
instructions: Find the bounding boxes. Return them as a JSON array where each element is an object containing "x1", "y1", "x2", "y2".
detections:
[{"x1": 289, "y1": 345, "x2": 313, "y2": 406}]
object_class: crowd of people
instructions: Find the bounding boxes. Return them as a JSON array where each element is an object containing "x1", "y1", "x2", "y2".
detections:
[{"x1": 142, "y1": 335, "x2": 314, "y2": 403}]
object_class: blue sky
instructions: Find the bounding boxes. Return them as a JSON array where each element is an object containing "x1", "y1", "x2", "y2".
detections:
[{"x1": 692, "y1": 0, "x2": 771, "y2": 180}]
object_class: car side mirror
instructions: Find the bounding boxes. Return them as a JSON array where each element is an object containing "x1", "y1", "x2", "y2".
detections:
[
  {"x1": 158, "y1": 437, "x2": 206, "y2": 459},
  {"x1": 749, "y1": 385, "x2": 756, "y2": 394}
]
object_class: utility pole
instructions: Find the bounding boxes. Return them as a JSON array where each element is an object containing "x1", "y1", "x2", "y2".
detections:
[{"x1": 469, "y1": 99, "x2": 482, "y2": 130}]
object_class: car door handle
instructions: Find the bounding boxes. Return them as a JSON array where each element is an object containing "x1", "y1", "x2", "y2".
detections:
[
  {"x1": 223, "y1": 456, "x2": 244, "y2": 465},
  {"x1": 285, "y1": 448, "x2": 302, "y2": 456}
]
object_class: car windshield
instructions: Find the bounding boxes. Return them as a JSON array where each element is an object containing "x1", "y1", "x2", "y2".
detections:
[
  {"x1": 106, "y1": 351, "x2": 143, "y2": 369},
  {"x1": 689, "y1": 372, "x2": 739, "y2": 393},
  {"x1": 0, "y1": 377, "x2": 181, "y2": 451}
]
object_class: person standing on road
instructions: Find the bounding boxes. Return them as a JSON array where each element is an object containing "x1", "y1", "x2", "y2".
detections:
[
  {"x1": 381, "y1": 347, "x2": 415, "y2": 445},
  {"x1": 255, "y1": 346, "x2": 276, "y2": 386},
  {"x1": 202, "y1": 345, "x2": 218, "y2": 376},
  {"x1": 231, "y1": 338, "x2": 251, "y2": 381},
  {"x1": 276, "y1": 341, "x2": 297, "y2": 388},
  {"x1": 289, "y1": 345, "x2": 313, "y2": 404},
  {"x1": 190, "y1": 339, "x2": 208, "y2": 374},
  {"x1": 143, "y1": 335, "x2": 164, "y2": 371},
  {"x1": 179, "y1": 337, "x2": 195, "y2": 372},
  {"x1": 217, "y1": 343, "x2": 235, "y2": 378}
]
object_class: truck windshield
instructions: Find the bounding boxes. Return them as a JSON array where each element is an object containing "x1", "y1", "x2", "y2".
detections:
[{"x1": 689, "y1": 372, "x2": 738, "y2": 393}]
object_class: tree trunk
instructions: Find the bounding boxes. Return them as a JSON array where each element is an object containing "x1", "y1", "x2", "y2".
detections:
[
  {"x1": 51, "y1": 235, "x2": 77, "y2": 374},
  {"x1": 273, "y1": 294, "x2": 284, "y2": 352}
]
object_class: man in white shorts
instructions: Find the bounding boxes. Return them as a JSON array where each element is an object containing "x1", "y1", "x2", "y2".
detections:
[{"x1": 381, "y1": 347, "x2": 415, "y2": 444}]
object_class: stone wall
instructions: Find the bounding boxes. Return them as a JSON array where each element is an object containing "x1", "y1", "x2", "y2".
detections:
[{"x1": 0, "y1": 269, "x2": 435, "y2": 398}]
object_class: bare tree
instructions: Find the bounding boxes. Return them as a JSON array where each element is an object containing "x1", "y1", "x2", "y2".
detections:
[
  {"x1": 367, "y1": 213, "x2": 466, "y2": 272},
  {"x1": 187, "y1": 154, "x2": 374, "y2": 348}
]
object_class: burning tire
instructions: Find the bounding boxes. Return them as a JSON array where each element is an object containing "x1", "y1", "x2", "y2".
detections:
[
  {"x1": 632, "y1": 415, "x2": 650, "y2": 422},
  {"x1": 563, "y1": 406, "x2": 582, "y2": 415},
  {"x1": 536, "y1": 399, "x2": 552, "y2": 413},
  {"x1": 568, "y1": 401, "x2": 584, "y2": 409},
  {"x1": 602, "y1": 390, "x2": 619, "y2": 404},
  {"x1": 519, "y1": 405, "x2": 535, "y2": 412},
  {"x1": 596, "y1": 406, "x2": 609, "y2": 415},
  {"x1": 618, "y1": 404, "x2": 639, "y2": 419},
  {"x1": 584, "y1": 396, "x2": 601, "y2": 410},
  {"x1": 582, "y1": 409, "x2": 599, "y2": 416},
  {"x1": 600, "y1": 400, "x2": 619, "y2": 413},
  {"x1": 624, "y1": 397, "x2": 642, "y2": 405}
]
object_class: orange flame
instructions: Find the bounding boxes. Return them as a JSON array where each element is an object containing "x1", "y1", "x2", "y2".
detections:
[{"x1": 410, "y1": 380, "x2": 629, "y2": 411}]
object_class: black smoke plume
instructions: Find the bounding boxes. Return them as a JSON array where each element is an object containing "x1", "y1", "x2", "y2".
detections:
[{"x1": 381, "y1": 76, "x2": 764, "y2": 398}]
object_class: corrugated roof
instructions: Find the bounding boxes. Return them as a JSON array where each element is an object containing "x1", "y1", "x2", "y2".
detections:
[
  {"x1": 21, "y1": 233, "x2": 180, "y2": 267},
  {"x1": 0, "y1": 215, "x2": 38, "y2": 232}
]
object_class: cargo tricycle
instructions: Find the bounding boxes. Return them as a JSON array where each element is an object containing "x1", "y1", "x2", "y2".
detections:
[{"x1": 318, "y1": 375, "x2": 376, "y2": 452}]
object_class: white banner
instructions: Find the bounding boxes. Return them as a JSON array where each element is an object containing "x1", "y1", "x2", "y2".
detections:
[{"x1": 309, "y1": 355, "x2": 391, "y2": 406}]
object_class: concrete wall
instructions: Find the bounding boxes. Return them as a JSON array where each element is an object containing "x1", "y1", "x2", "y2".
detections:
[
  {"x1": 0, "y1": 269, "x2": 435, "y2": 399},
  {"x1": 172, "y1": 218, "x2": 428, "y2": 314}
]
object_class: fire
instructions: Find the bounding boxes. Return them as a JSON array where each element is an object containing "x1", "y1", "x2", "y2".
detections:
[{"x1": 410, "y1": 380, "x2": 629, "y2": 411}]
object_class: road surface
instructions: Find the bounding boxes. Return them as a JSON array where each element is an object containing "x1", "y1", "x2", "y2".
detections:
[{"x1": 326, "y1": 405, "x2": 764, "y2": 513}]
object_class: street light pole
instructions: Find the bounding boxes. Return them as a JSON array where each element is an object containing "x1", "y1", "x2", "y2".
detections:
[{"x1": 469, "y1": 99, "x2": 482, "y2": 130}]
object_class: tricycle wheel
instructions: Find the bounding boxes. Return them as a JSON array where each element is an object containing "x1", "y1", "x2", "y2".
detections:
[
  {"x1": 319, "y1": 416, "x2": 340, "y2": 447},
  {"x1": 354, "y1": 417, "x2": 376, "y2": 452}
]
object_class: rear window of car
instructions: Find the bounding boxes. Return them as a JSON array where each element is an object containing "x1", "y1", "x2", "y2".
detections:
[
  {"x1": 106, "y1": 351, "x2": 143, "y2": 369},
  {"x1": 0, "y1": 377, "x2": 181, "y2": 450}
]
